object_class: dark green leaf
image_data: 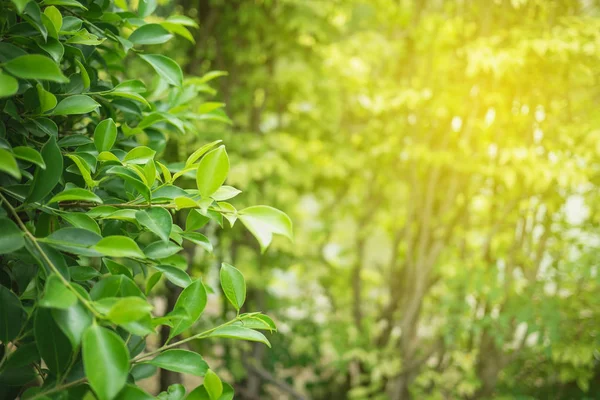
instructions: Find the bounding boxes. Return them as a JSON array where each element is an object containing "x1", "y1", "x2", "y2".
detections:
[
  {"x1": 94, "y1": 119, "x2": 117, "y2": 152},
  {"x1": 0, "y1": 285, "x2": 26, "y2": 343},
  {"x1": 0, "y1": 217, "x2": 25, "y2": 254},
  {"x1": 27, "y1": 135, "x2": 63, "y2": 203},
  {"x1": 169, "y1": 279, "x2": 207, "y2": 339},
  {"x1": 35, "y1": 308, "x2": 73, "y2": 374}
]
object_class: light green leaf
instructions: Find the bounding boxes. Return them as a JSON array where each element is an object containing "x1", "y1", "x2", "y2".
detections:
[
  {"x1": 39, "y1": 274, "x2": 77, "y2": 309},
  {"x1": 66, "y1": 29, "x2": 104, "y2": 45},
  {"x1": 181, "y1": 232, "x2": 212, "y2": 252},
  {"x1": 208, "y1": 326, "x2": 271, "y2": 347},
  {"x1": 204, "y1": 370, "x2": 223, "y2": 400},
  {"x1": 13, "y1": 146, "x2": 45, "y2": 169},
  {"x1": 153, "y1": 265, "x2": 191, "y2": 288},
  {"x1": 135, "y1": 207, "x2": 172, "y2": 243},
  {"x1": 49, "y1": 188, "x2": 102, "y2": 204},
  {"x1": 137, "y1": 0, "x2": 157, "y2": 17},
  {"x1": 94, "y1": 119, "x2": 117, "y2": 152},
  {"x1": 196, "y1": 146, "x2": 229, "y2": 198},
  {"x1": 0, "y1": 72, "x2": 19, "y2": 98},
  {"x1": 220, "y1": 263, "x2": 245, "y2": 311},
  {"x1": 185, "y1": 140, "x2": 222, "y2": 167},
  {"x1": 94, "y1": 236, "x2": 146, "y2": 259},
  {"x1": 0, "y1": 149, "x2": 21, "y2": 179},
  {"x1": 36, "y1": 83, "x2": 57, "y2": 112},
  {"x1": 129, "y1": 23, "x2": 173, "y2": 45},
  {"x1": 52, "y1": 95, "x2": 100, "y2": 115},
  {"x1": 238, "y1": 206, "x2": 293, "y2": 252},
  {"x1": 83, "y1": 325, "x2": 130, "y2": 400},
  {"x1": 44, "y1": 6, "x2": 62, "y2": 32},
  {"x1": 144, "y1": 349, "x2": 208, "y2": 376},
  {"x1": 67, "y1": 154, "x2": 97, "y2": 188},
  {"x1": 123, "y1": 146, "x2": 156, "y2": 165},
  {"x1": 102, "y1": 297, "x2": 153, "y2": 324},
  {"x1": 139, "y1": 54, "x2": 183, "y2": 87},
  {"x1": 75, "y1": 58, "x2": 90, "y2": 89},
  {"x1": 169, "y1": 279, "x2": 207, "y2": 339},
  {"x1": 3, "y1": 54, "x2": 68, "y2": 82},
  {"x1": 211, "y1": 186, "x2": 241, "y2": 201}
]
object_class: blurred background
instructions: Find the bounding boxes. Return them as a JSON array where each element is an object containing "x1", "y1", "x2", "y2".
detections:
[{"x1": 135, "y1": 0, "x2": 600, "y2": 398}]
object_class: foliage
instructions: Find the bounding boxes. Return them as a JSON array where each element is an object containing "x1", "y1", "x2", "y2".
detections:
[
  {"x1": 171, "y1": 0, "x2": 600, "y2": 399},
  {"x1": 0, "y1": 0, "x2": 292, "y2": 399}
]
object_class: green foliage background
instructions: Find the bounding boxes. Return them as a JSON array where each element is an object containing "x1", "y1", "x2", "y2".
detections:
[{"x1": 2, "y1": 0, "x2": 600, "y2": 399}]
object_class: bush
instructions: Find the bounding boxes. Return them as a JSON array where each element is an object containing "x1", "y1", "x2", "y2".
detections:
[{"x1": 0, "y1": 0, "x2": 292, "y2": 398}]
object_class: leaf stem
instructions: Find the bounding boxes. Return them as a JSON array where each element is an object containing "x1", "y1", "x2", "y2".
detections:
[
  {"x1": 0, "y1": 193, "x2": 103, "y2": 319},
  {"x1": 131, "y1": 317, "x2": 242, "y2": 363},
  {"x1": 28, "y1": 377, "x2": 87, "y2": 400}
]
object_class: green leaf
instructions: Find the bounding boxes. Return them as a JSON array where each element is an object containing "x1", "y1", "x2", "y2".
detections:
[
  {"x1": 146, "y1": 271, "x2": 162, "y2": 295},
  {"x1": 44, "y1": 227, "x2": 102, "y2": 257},
  {"x1": 3, "y1": 54, "x2": 68, "y2": 82},
  {"x1": 181, "y1": 232, "x2": 212, "y2": 252},
  {"x1": 0, "y1": 72, "x2": 19, "y2": 98},
  {"x1": 238, "y1": 206, "x2": 293, "y2": 252},
  {"x1": 0, "y1": 218, "x2": 24, "y2": 254},
  {"x1": 13, "y1": 146, "x2": 46, "y2": 169},
  {"x1": 115, "y1": 385, "x2": 155, "y2": 400},
  {"x1": 44, "y1": 6, "x2": 62, "y2": 32},
  {"x1": 185, "y1": 209, "x2": 209, "y2": 231},
  {"x1": 11, "y1": 0, "x2": 31, "y2": 13},
  {"x1": 66, "y1": 29, "x2": 104, "y2": 45},
  {"x1": 204, "y1": 370, "x2": 223, "y2": 400},
  {"x1": 157, "y1": 384, "x2": 186, "y2": 400},
  {"x1": 83, "y1": 325, "x2": 130, "y2": 400},
  {"x1": 90, "y1": 275, "x2": 144, "y2": 300},
  {"x1": 123, "y1": 146, "x2": 156, "y2": 165},
  {"x1": 208, "y1": 326, "x2": 271, "y2": 347},
  {"x1": 39, "y1": 274, "x2": 77, "y2": 309},
  {"x1": 94, "y1": 119, "x2": 117, "y2": 152},
  {"x1": 144, "y1": 349, "x2": 208, "y2": 376},
  {"x1": 136, "y1": 207, "x2": 172, "y2": 243},
  {"x1": 27, "y1": 136, "x2": 62, "y2": 203},
  {"x1": 102, "y1": 296, "x2": 153, "y2": 324},
  {"x1": 129, "y1": 23, "x2": 174, "y2": 45},
  {"x1": 144, "y1": 241, "x2": 182, "y2": 259},
  {"x1": 196, "y1": 146, "x2": 229, "y2": 198},
  {"x1": 169, "y1": 279, "x2": 207, "y2": 339},
  {"x1": 0, "y1": 285, "x2": 26, "y2": 343},
  {"x1": 137, "y1": 0, "x2": 157, "y2": 17},
  {"x1": 67, "y1": 154, "x2": 97, "y2": 188},
  {"x1": 52, "y1": 301, "x2": 92, "y2": 347},
  {"x1": 139, "y1": 54, "x2": 183, "y2": 87},
  {"x1": 37, "y1": 83, "x2": 57, "y2": 113},
  {"x1": 153, "y1": 265, "x2": 191, "y2": 288},
  {"x1": 0, "y1": 149, "x2": 21, "y2": 179},
  {"x1": 35, "y1": 308, "x2": 73, "y2": 374},
  {"x1": 43, "y1": 0, "x2": 87, "y2": 9},
  {"x1": 185, "y1": 140, "x2": 222, "y2": 167},
  {"x1": 211, "y1": 186, "x2": 241, "y2": 201},
  {"x1": 52, "y1": 95, "x2": 100, "y2": 115},
  {"x1": 220, "y1": 263, "x2": 245, "y2": 311},
  {"x1": 70, "y1": 265, "x2": 101, "y2": 281},
  {"x1": 49, "y1": 188, "x2": 103, "y2": 204},
  {"x1": 94, "y1": 236, "x2": 146, "y2": 259}
]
